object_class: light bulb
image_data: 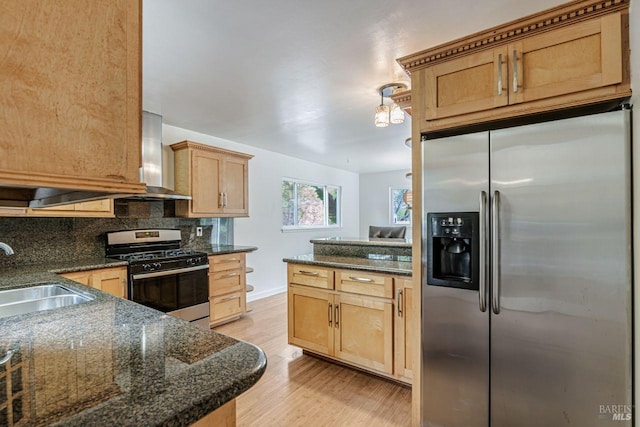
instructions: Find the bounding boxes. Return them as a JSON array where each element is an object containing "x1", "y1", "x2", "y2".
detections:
[{"x1": 375, "y1": 104, "x2": 390, "y2": 127}]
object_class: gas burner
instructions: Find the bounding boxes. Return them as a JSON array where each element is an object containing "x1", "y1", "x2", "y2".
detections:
[{"x1": 114, "y1": 249, "x2": 204, "y2": 263}]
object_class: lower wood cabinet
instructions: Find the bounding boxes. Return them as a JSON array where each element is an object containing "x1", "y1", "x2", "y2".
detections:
[
  {"x1": 287, "y1": 263, "x2": 411, "y2": 383},
  {"x1": 394, "y1": 278, "x2": 414, "y2": 382},
  {"x1": 288, "y1": 285, "x2": 334, "y2": 355},
  {"x1": 333, "y1": 293, "x2": 394, "y2": 375},
  {"x1": 209, "y1": 253, "x2": 247, "y2": 327},
  {"x1": 59, "y1": 266, "x2": 127, "y2": 299}
]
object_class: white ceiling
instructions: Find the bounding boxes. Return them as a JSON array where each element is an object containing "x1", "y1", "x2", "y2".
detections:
[{"x1": 143, "y1": 0, "x2": 565, "y2": 174}]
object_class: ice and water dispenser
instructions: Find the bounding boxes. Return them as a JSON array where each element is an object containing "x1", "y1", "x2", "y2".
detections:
[{"x1": 426, "y1": 212, "x2": 479, "y2": 290}]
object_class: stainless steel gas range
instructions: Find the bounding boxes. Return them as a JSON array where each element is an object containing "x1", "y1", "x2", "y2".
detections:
[{"x1": 106, "y1": 229, "x2": 209, "y2": 323}]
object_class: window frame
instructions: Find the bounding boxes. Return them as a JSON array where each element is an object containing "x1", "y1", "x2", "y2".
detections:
[
  {"x1": 281, "y1": 177, "x2": 342, "y2": 231},
  {"x1": 389, "y1": 187, "x2": 412, "y2": 225}
]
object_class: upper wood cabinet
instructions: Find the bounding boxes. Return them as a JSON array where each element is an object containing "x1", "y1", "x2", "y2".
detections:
[
  {"x1": 0, "y1": 199, "x2": 114, "y2": 217},
  {"x1": 171, "y1": 141, "x2": 253, "y2": 218},
  {"x1": 0, "y1": 1, "x2": 145, "y2": 199},
  {"x1": 399, "y1": 0, "x2": 631, "y2": 132}
]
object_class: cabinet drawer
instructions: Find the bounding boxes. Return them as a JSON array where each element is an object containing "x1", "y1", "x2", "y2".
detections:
[
  {"x1": 288, "y1": 264, "x2": 334, "y2": 289},
  {"x1": 336, "y1": 271, "x2": 393, "y2": 299},
  {"x1": 209, "y1": 253, "x2": 245, "y2": 272},
  {"x1": 210, "y1": 269, "x2": 244, "y2": 296},
  {"x1": 210, "y1": 292, "x2": 244, "y2": 322}
]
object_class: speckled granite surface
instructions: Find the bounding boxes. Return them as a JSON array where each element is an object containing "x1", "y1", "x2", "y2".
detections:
[
  {"x1": 311, "y1": 237, "x2": 412, "y2": 258},
  {"x1": 0, "y1": 269, "x2": 266, "y2": 426},
  {"x1": 195, "y1": 245, "x2": 258, "y2": 256},
  {"x1": 311, "y1": 237, "x2": 412, "y2": 247},
  {"x1": 283, "y1": 254, "x2": 412, "y2": 276}
]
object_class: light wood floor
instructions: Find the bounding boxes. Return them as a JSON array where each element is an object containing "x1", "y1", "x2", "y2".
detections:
[{"x1": 213, "y1": 292, "x2": 412, "y2": 427}]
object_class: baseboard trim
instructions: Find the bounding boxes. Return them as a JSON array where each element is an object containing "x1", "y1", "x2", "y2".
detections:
[{"x1": 247, "y1": 286, "x2": 286, "y2": 302}]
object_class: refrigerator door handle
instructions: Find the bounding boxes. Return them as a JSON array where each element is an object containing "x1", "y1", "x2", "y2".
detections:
[
  {"x1": 491, "y1": 190, "x2": 501, "y2": 314},
  {"x1": 478, "y1": 191, "x2": 488, "y2": 312}
]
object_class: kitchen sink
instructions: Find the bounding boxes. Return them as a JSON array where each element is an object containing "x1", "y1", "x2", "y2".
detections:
[{"x1": 0, "y1": 283, "x2": 95, "y2": 319}]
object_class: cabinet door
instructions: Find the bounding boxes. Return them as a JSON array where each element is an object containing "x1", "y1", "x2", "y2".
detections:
[
  {"x1": 191, "y1": 150, "x2": 223, "y2": 215},
  {"x1": 424, "y1": 47, "x2": 508, "y2": 120},
  {"x1": 336, "y1": 270, "x2": 392, "y2": 298},
  {"x1": 0, "y1": 1, "x2": 142, "y2": 191},
  {"x1": 221, "y1": 156, "x2": 249, "y2": 215},
  {"x1": 509, "y1": 13, "x2": 623, "y2": 105},
  {"x1": 288, "y1": 285, "x2": 334, "y2": 356},
  {"x1": 91, "y1": 267, "x2": 127, "y2": 299},
  {"x1": 334, "y1": 294, "x2": 393, "y2": 374},
  {"x1": 26, "y1": 199, "x2": 114, "y2": 218},
  {"x1": 209, "y1": 253, "x2": 246, "y2": 273},
  {"x1": 59, "y1": 271, "x2": 92, "y2": 287},
  {"x1": 394, "y1": 279, "x2": 413, "y2": 382},
  {"x1": 209, "y1": 269, "x2": 245, "y2": 297},
  {"x1": 288, "y1": 264, "x2": 334, "y2": 290},
  {"x1": 210, "y1": 292, "x2": 245, "y2": 324}
]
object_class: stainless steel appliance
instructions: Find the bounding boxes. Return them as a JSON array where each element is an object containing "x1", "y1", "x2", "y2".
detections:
[
  {"x1": 106, "y1": 229, "x2": 209, "y2": 322},
  {"x1": 421, "y1": 109, "x2": 632, "y2": 426}
]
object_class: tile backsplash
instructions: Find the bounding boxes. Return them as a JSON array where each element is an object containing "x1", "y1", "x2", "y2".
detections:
[{"x1": 0, "y1": 200, "x2": 233, "y2": 267}]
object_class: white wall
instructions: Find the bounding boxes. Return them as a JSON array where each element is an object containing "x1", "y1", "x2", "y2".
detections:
[
  {"x1": 161, "y1": 125, "x2": 360, "y2": 301},
  {"x1": 359, "y1": 169, "x2": 413, "y2": 238},
  {"x1": 629, "y1": 2, "x2": 639, "y2": 425}
]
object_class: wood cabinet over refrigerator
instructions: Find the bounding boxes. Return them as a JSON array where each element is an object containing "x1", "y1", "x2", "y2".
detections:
[
  {"x1": 171, "y1": 141, "x2": 253, "y2": 218},
  {"x1": 0, "y1": 0, "x2": 145, "y2": 206},
  {"x1": 398, "y1": 0, "x2": 631, "y2": 133}
]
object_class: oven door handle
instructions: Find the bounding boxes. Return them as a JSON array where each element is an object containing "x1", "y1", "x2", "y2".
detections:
[{"x1": 132, "y1": 264, "x2": 210, "y2": 280}]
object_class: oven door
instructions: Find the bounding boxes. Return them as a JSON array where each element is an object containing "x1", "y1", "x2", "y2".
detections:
[{"x1": 130, "y1": 265, "x2": 209, "y2": 315}]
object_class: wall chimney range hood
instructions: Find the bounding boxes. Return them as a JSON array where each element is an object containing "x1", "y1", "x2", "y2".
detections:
[{"x1": 124, "y1": 111, "x2": 191, "y2": 201}]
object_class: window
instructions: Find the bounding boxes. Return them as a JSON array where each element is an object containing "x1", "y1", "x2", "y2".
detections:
[
  {"x1": 282, "y1": 179, "x2": 341, "y2": 229},
  {"x1": 391, "y1": 188, "x2": 411, "y2": 224}
]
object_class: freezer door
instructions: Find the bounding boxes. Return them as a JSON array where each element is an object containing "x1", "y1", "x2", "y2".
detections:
[
  {"x1": 490, "y1": 110, "x2": 632, "y2": 426},
  {"x1": 422, "y1": 131, "x2": 489, "y2": 427}
]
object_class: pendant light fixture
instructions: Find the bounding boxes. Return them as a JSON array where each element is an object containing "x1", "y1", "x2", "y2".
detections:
[
  {"x1": 374, "y1": 82, "x2": 408, "y2": 128},
  {"x1": 375, "y1": 91, "x2": 390, "y2": 127}
]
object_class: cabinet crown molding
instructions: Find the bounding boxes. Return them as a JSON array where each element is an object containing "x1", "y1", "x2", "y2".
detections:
[
  {"x1": 397, "y1": 0, "x2": 629, "y2": 74},
  {"x1": 170, "y1": 140, "x2": 254, "y2": 160}
]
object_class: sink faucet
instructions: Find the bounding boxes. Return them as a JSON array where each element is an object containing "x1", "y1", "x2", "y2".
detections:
[{"x1": 0, "y1": 242, "x2": 14, "y2": 255}]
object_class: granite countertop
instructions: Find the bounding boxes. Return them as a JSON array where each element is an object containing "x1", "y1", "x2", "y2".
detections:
[
  {"x1": 283, "y1": 254, "x2": 412, "y2": 276},
  {"x1": 0, "y1": 269, "x2": 266, "y2": 426},
  {"x1": 195, "y1": 245, "x2": 258, "y2": 256},
  {"x1": 0, "y1": 257, "x2": 130, "y2": 277},
  {"x1": 310, "y1": 237, "x2": 412, "y2": 248}
]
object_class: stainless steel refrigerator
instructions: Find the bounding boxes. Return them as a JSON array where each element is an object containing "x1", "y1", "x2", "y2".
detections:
[{"x1": 421, "y1": 109, "x2": 632, "y2": 427}]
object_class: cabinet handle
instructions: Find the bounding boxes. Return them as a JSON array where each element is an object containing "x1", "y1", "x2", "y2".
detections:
[
  {"x1": 219, "y1": 272, "x2": 238, "y2": 278},
  {"x1": 328, "y1": 303, "x2": 332, "y2": 326},
  {"x1": 334, "y1": 305, "x2": 339, "y2": 328},
  {"x1": 219, "y1": 258, "x2": 238, "y2": 263},
  {"x1": 497, "y1": 53, "x2": 503, "y2": 95},
  {"x1": 397, "y1": 289, "x2": 403, "y2": 317},
  {"x1": 219, "y1": 192, "x2": 224, "y2": 208},
  {"x1": 348, "y1": 276, "x2": 374, "y2": 283},
  {"x1": 219, "y1": 295, "x2": 238, "y2": 302},
  {"x1": 299, "y1": 270, "x2": 319, "y2": 276},
  {"x1": 224, "y1": 192, "x2": 228, "y2": 207},
  {"x1": 512, "y1": 49, "x2": 518, "y2": 93}
]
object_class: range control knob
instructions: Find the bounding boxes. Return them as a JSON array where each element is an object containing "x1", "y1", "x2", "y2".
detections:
[
  {"x1": 142, "y1": 264, "x2": 151, "y2": 271},
  {"x1": 153, "y1": 263, "x2": 162, "y2": 270}
]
